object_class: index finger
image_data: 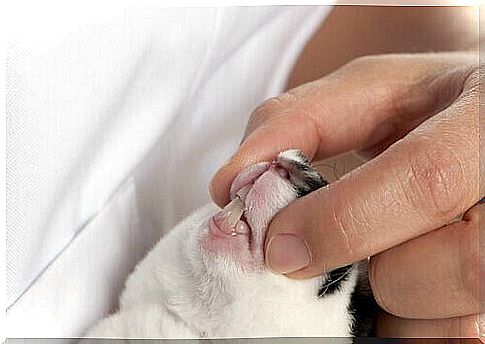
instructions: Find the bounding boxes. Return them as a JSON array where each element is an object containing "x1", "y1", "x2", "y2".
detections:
[
  {"x1": 209, "y1": 53, "x2": 474, "y2": 207},
  {"x1": 264, "y1": 71, "x2": 479, "y2": 278}
]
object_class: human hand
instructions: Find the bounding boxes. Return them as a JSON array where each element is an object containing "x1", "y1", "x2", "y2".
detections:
[{"x1": 210, "y1": 52, "x2": 481, "y2": 337}]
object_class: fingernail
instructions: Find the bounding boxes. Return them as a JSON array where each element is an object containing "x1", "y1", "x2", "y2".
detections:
[{"x1": 266, "y1": 234, "x2": 311, "y2": 274}]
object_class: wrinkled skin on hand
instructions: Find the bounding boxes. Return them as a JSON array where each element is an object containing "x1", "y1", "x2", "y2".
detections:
[{"x1": 210, "y1": 52, "x2": 482, "y2": 337}]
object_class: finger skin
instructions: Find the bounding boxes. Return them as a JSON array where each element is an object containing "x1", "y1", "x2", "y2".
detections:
[
  {"x1": 376, "y1": 310, "x2": 481, "y2": 338},
  {"x1": 265, "y1": 67, "x2": 479, "y2": 279},
  {"x1": 209, "y1": 111, "x2": 321, "y2": 206},
  {"x1": 210, "y1": 53, "x2": 476, "y2": 207},
  {"x1": 369, "y1": 205, "x2": 481, "y2": 320}
]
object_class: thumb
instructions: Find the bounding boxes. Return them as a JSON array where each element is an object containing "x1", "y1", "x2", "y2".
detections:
[{"x1": 264, "y1": 67, "x2": 479, "y2": 278}]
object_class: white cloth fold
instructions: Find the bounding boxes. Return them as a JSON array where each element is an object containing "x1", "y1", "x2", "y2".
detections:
[{"x1": 6, "y1": 5, "x2": 331, "y2": 337}]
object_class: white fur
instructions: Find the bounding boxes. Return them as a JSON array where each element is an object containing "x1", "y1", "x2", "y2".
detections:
[{"x1": 86, "y1": 151, "x2": 357, "y2": 340}]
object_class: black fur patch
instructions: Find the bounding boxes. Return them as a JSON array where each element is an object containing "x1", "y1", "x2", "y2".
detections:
[
  {"x1": 288, "y1": 151, "x2": 376, "y2": 335},
  {"x1": 281, "y1": 150, "x2": 328, "y2": 197},
  {"x1": 317, "y1": 265, "x2": 354, "y2": 297},
  {"x1": 348, "y1": 264, "x2": 379, "y2": 337},
  {"x1": 292, "y1": 165, "x2": 328, "y2": 197}
]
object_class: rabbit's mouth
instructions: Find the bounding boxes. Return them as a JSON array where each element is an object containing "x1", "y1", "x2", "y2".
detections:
[{"x1": 203, "y1": 150, "x2": 327, "y2": 268}]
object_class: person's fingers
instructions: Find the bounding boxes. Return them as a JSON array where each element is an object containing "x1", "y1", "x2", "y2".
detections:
[
  {"x1": 376, "y1": 310, "x2": 481, "y2": 338},
  {"x1": 209, "y1": 111, "x2": 321, "y2": 207},
  {"x1": 210, "y1": 53, "x2": 475, "y2": 207},
  {"x1": 264, "y1": 67, "x2": 479, "y2": 278},
  {"x1": 369, "y1": 204, "x2": 481, "y2": 320}
]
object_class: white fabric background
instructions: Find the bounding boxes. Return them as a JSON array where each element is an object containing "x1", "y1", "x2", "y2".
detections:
[{"x1": 6, "y1": 6, "x2": 331, "y2": 337}]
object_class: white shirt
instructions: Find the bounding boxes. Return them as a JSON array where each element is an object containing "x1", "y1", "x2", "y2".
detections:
[{"x1": 6, "y1": 5, "x2": 331, "y2": 337}]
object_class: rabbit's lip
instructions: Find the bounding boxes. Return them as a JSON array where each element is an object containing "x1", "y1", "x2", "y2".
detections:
[
  {"x1": 205, "y1": 155, "x2": 300, "y2": 266},
  {"x1": 221, "y1": 162, "x2": 294, "y2": 246},
  {"x1": 209, "y1": 161, "x2": 292, "y2": 241},
  {"x1": 229, "y1": 161, "x2": 293, "y2": 202},
  {"x1": 209, "y1": 197, "x2": 250, "y2": 239},
  {"x1": 229, "y1": 162, "x2": 270, "y2": 201}
]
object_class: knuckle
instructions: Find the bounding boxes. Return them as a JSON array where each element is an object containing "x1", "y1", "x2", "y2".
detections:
[
  {"x1": 250, "y1": 97, "x2": 281, "y2": 127},
  {"x1": 402, "y1": 137, "x2": 467, "y2": 222},
  {"x1": 462, "y1": 66, "x2": 480, "y2": 95},
  {"x1": 420, "y1": 65, "x2": 480, "y2": 118},
  {"x1": 454, "y1": 66, "x2": 479, "y2": 110},
  {"x1": 249, "y1": 94, "x2": 297, "y2": 129}
]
